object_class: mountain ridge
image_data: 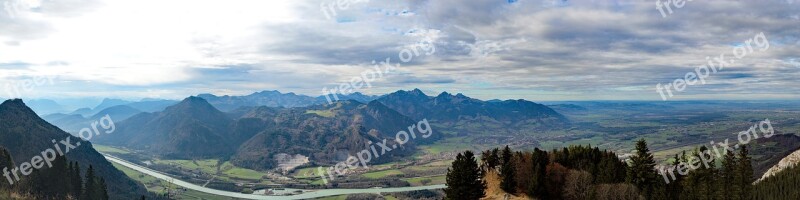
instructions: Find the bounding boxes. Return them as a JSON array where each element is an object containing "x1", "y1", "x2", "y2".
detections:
[{"x1": 0, "y1": 99, "x2": 148, "y2": 199}]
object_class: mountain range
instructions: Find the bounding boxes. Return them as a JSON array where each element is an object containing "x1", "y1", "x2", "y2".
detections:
[
  {"x1": 0, "y1": 99, "x2": 148, "y2": 199},
  {"x1": 42, "y1": 99, "x2": 179, "y2": 133},
  {"x1": 25, "y1": 88, "x2": 569, "y2": 172},
  {"x1": 86, "y1": 89, "x2": 567, "y2": 171},
  {"x1": 198, "y1": 90, "x2": 380, "y2": 111},
  {"x1": 94, "y1": 97, "x2": 235, "y2": 158}
]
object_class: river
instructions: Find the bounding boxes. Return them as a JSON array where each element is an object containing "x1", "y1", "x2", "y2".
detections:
[{"x1": 103, "y1": 154, "x2": 446, "y2": 199}]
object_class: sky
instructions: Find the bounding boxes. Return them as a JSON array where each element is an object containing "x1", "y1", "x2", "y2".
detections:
[{"x1": 0, "y1": 0, "x2": 798, "y2": 101}]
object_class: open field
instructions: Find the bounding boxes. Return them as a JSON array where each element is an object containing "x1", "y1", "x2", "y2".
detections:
[
  {"x1": 403, "y1": 175, "x2": 446, "y2": 186},
  {"x1": 111, "y1": 162, "x2": 231, "y2": 200},
  {"x1": 93, "y1": 145, "x2": 131, "y2": 154},
  {"x1": 362, "y1": 169, "x2": 404, "y2": 179}
]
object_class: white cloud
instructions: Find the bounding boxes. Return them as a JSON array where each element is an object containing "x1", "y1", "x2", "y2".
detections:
[{"x1": 0, "y1": 0, "x2": 799, "y2": 101}]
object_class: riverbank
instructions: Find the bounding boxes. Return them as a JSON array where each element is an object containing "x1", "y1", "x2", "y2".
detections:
[{"x1": 103, "y1": 154, "x2": 446, "y2": 199}]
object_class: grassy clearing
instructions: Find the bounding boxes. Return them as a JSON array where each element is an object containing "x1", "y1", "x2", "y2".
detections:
[
  {"x1": 220, "y1": 162, "x2": 264, "y2": 180},
  {"x1": 111, "y1": 162, "x2": 229, "y2": 200},
  {"x1": 403, "y1": 175, "x2": 446, "y2": 186},
  {"x1": 305, "y1": 110, "x2": 336, "y2": 118},
  {"x1": 418, "y1": 137, "x2": 474, "y2": 154},
  {"x1": 315, "y1": 195, "x2": 348, "y2": 200},
  {"x1": 93, "y1": 145, "x2": 131, "y2": 154},
  {"x1": 306, "y1": 103, "x2": 342, "y2": 118},
  {"x1": 383, "y1": 195, "x2": 400, "y2": 200},
  {"x1": 153, "y1": 159, "x2": 265, "y2": 180},
  {"x1": 155, "y1": 159, "x2": 219, "y2": 175},
  {"x1": 291, "y1": 166, "x2": 321, "y2": 178},
  {"x1": 362, "y1": 169, "x2": 404, "y2": 179}
]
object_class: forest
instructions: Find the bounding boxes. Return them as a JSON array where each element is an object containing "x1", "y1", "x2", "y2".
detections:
[
  {"x1": 0, "y1": 148, "x2": 110, "y2": 200},
  {"x1": 443, "y1": 139, "x2": 798, "y2": 200}
]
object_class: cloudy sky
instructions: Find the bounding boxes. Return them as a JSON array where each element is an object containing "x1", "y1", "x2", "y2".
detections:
[{"x1": 0, "y1": 0, "x2": 798, "y2": 101}]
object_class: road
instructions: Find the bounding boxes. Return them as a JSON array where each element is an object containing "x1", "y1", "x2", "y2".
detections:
[{"x1": 103, "y1": 154, "x2": 446, "y2": 200}]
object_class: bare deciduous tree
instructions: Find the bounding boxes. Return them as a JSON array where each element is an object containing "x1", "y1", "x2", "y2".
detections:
[{"x1": 563, "y1": 170, "x2": 592, "y2": 200}]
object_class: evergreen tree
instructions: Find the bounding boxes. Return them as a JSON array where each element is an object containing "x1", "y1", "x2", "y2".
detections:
[
  {"x1": 99, "y1": 178, "x2": 109, "y2": 200},
  {"x1": 699, "y1": 146, "x2": 717, "y2": 200},
  {"x1": 444, "y1": 151, "x2": 486, "y2": 200},
  {"x1": 481, "y1": 148, "x2": 500, "y2": 169},
  {"x1": 626, "y1": 139, "x2": 658, "y2": 199},
  {"x1": 17, "y1": 156, "x2": 74, "y2": 199},
  {"x1": 666, "y1": 153, "x2": 684, "y2": 200},
  {"x1": 72, "y1": 162, "x2": 83, "y2": 198},
  {"x1": 753, "y1": 163, "x2": 800, "y2": 199},
  {"x1": 720, "y1": 150, "x2": 739, "y2": 200},
  {"x1": 529, "y1": 148, "x2": 548, "y2": 198},
  {"x1": 491, "y1": 148, "x2": 500, "y2": 168},
  {"x1": 83, "y1": 165, "x2": 97, "y2": 200},
  {"x1": 45, "y1": 156, "x2": 72, "y2": 198},
  {"x1": 736, "y1": 145, "x2": 753, "y2": 200},
  {"x1": 500, "y1": 146, "x2": 516, "y2": 193}
]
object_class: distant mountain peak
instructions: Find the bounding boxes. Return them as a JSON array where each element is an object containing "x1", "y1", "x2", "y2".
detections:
[
  {"x1": 254, "y1": 90, "x2": 282, "y2": 95},
  {"x1": 1, "y1": 98, "x2": 25, "y2": 107},
  {"x1": 391, "y1": 89, "x2": 429, "y2": 99},
  {"x1": 183, "y1": 96, "x2": 206, "y2": 102},
  {"x1": 0, "y1": 99, "x2": 148, "y2": 199},
  {"x1": 169, "y1": 96, "x2": 218, "y2": 111},
  {"x1": 410, "y1": 88, "x2": 426, "y2": 95},
  {"x1": 0, "y1": 99, "x2": 38, "y2": 115}
]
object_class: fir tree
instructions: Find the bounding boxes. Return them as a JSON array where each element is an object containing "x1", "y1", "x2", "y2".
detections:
[
  {"x1": 481, "y1": 148, "x2": 500, "y2": 169},
  {"x1": 72, "y1": 162, "x2": 83, "y2": 198},
  {"x1": 500, "y1": 145, "x2": 516, "y2": 193},
  {"x1": 720, "y1": 149, "x2": 740, "y2": 200},
  {"x1": 666, "y1": 153, "x2": 684, "y2": 200},
  {"x1": 626, "y1": 138, "x2": 658, "y2": 199},
  {"x1": 444, "y1": 151, "x2": 486, "y2": 200},
  {"x1": 529, "y1": 148, "x2": 548, "y2": 198},
  {"x1": 736, "y1": 145, "x2": 753, "y2": 200},
  {"x1": 83, "y1": 165, "x2": 97, "y2": 200},
  {"x1": 99, "y1": 178, "x2": 109, "y2": 200}
]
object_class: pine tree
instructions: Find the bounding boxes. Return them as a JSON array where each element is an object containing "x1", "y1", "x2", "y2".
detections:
[
  {"x1": 753, "y1": 162, "x2": 800, "y2": 199},
  {"x1": 719, "y1": 150, "x2": 739, "y2": 200},
  {"x1": 46, "y1": 156, "x2": 72, "y2": 198},
  {"x1": 444, "y1": 151, "x2": 486, "y2": 200},
  {"x1": 529, "y1": 148, "x2": 548, "y2": 198},
  {"x1": 99, "y1": 178, "x2": 109, "y2": 200},
  {"x1": 699, "y1": 146, "x2": 717, "y2": 200},
  {"x1": 72, "y1": 162, "x2": 83, "y2": 198},
  {"x1": 626, "y1": 139, "x2": 658, "y2": 199},
  {"x1": 736, "y1": 145, "x2": 753, "y2": 200},
  {"x1": 481, "y1": 148, "x2": 500, "y2": 169},
  {"x1": 500, "y1": 145, "x2": 516, "y2": 193},
  {"x1": 490, "y1": 148, "x2": 500, "y2": 168},
  {"x1": 83, "y1": 165, "x2": 97, "y2": 200},
  {"x1": 666, "y1": 153, "x2": 684, "y2": 200}
]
